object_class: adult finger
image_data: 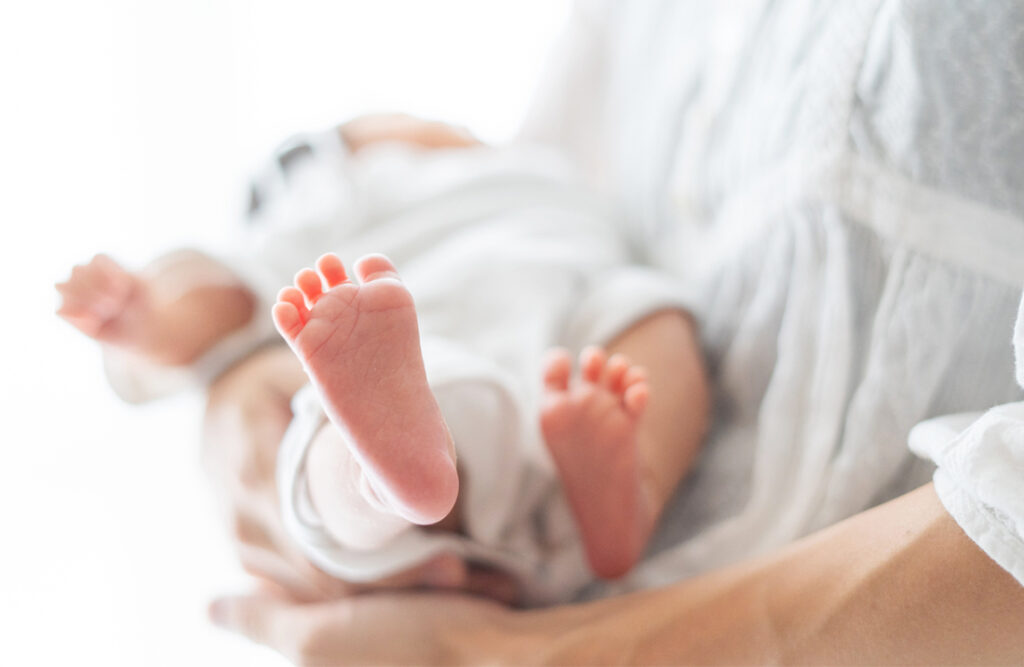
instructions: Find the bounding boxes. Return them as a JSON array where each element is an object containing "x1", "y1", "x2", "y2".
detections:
[
  {"x1": 364, "y1": 552, "x2": 468, "y2": 591},
  {"x1": 462, "y1": 566, "x2": 523, "y2": 606},
  {"x1": 209, "y1": 592, "x2": 296, "y2": 657},
  {"x1": 211, "y1": 588, "x2": 514, "y2": 665},
  {"x1": 236, "y1": 541, "x2": 338, "y2": 602},
  {"x1": 232, "y1": 511, "x2": 354, "y2": 601}
]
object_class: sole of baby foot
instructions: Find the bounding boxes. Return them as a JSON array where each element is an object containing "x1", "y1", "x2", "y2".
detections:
[
  {"x1": 540, "y1": 346, "x2": 652, "y2": 578},
  {"x1": 273, "y1": 252, "x2": 458, "y2": 525}
]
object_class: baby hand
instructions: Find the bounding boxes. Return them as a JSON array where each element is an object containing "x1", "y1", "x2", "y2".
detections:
[
  {"x1": 55, "y1": 254, "x2": 148, "y2": 344},
  {"x1": 339, "y1": 113, "x2": 480, "y2": 153}
]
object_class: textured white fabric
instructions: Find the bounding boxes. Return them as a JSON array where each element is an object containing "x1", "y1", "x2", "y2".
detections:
[{"x1": 517, "y1": 0, "x2": 1024, "y2": 595}]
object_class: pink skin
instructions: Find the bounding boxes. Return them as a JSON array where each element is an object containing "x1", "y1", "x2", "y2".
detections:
[
  {"x1": 540, "y1": 346, "x2": 652, "y2": 579},
  {"x1": 55, "y1": 254, "x2": 150, "y2": 346},
  {"x1": 272, "y1": 253, "x2": 458, "y2": 525}
]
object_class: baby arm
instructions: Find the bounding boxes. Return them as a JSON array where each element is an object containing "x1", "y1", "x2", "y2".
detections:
[
  {"x1": 56, "y1": 249, "x2": 257, "y2": 369},
  {"x1": 339, "y1": 113, "x2": 480, "y2": 154}
]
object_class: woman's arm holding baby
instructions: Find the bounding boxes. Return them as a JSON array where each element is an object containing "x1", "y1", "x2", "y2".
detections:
[
  {"x1": 530, "y1": 482, "x2": 1024, "y2": 664},
  {"x1": 212, "y1": 482, "x2": 1024, "y2": 664}
]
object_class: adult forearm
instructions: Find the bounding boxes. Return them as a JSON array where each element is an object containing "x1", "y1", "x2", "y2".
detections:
[
  {"x1": 511, "y1": 484, "x2": 1024, "y2": 665},
  {"x1": 766, "y1": 483, "x2": 1024, "y2": 664}
]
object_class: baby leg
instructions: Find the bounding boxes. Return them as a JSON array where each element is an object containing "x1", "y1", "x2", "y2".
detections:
[
  {"x1": 305, "y1": 423, "x2": 420, "y2": 550},
  {"x1": 541, "y1": 310, "x2": 709, "y2": 578},
  {"x1": 273, "y1": 253, "x2": 458, "y2": 526}
]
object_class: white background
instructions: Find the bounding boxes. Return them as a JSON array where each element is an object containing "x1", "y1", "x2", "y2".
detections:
[{"x1": 0, "y1": 2, "x2": 569, "y2": 664}]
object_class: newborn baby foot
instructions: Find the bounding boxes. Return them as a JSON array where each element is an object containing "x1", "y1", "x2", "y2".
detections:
[
  {"x1": 273, "y1": 253, "x2": 458, "y2": 525},
  {"x1": 540, "y1": 346, "x2": 652, "y2": 579},
  {"x1": 56, "y1": 254, "x2": 150, "y2": 346}
]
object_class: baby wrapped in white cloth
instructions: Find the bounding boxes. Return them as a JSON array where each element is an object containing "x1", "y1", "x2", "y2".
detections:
[{"x1": 94, "y1": 129, "x2": 696, "y2": 605}]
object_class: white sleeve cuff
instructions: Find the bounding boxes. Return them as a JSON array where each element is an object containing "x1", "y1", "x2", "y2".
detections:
[
  {"x1": 101, "y1": 254, "x2": 279, "y2": 404},
  {"x1": 562, "y1": 266, "x2": 698, "y2": 350},
  {"x1": 910, "y1": 403, "x2": 1024, "y2": 586}
]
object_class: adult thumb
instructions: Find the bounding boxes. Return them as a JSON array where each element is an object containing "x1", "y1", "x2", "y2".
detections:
[{"x1": 209, "y1": 592, "x2": 286, "y2": 646}]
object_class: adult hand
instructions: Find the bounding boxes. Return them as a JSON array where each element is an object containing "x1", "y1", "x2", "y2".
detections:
[
  {"x1": 210, "y1": 589, "x2": 528, "y2": 666},
  {"x1": 203, "y1": 344, "x2": 344, "y2": 600},
  {"x1": 202, "y1": 345, "x2": 520, "y2": 603},
  {"x1": 211, "y1": 484, "x2": 1024, "y2": 665}
]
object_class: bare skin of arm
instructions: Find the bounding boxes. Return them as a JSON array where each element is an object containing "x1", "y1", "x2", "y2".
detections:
[
  {"x1": 212, "y1": 482, "x2": 1024, "y2": 665},
  {"x1": 527, "y1": 482, "x2": 1024, "y2": 665}
]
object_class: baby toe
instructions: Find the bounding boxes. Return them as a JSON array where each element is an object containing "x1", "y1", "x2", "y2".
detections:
[
  {"x1": 272, "y1": 302, "x2": 304, "y2": 339},
  {"x1": 316, "y1": 253, "x2": 350, "y2": 288},
  {"x1": 295, "y1": 268, "x2": 324, "y2": 304},
  {"x1": 580, "y1": 346, "x2": 607, "y2": 384},
  {"x1": 603, "y1": 354, "x2": 631, "y2": 393},
  {"x1": 543, "y1": 348, "x2": 573, "y2": 392},
  {"x1": 354, "y1": 253, "x2": 402, "y2": 283},
  {"x1": 623, "y1": 382, "x2": 650, "y2": 417},
  {"x1": 623, "y1": 365, "x2": 649, "y2": 388},
  {"x1": 277, "y1": 287, "x2": 310, "y2": 323}
]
